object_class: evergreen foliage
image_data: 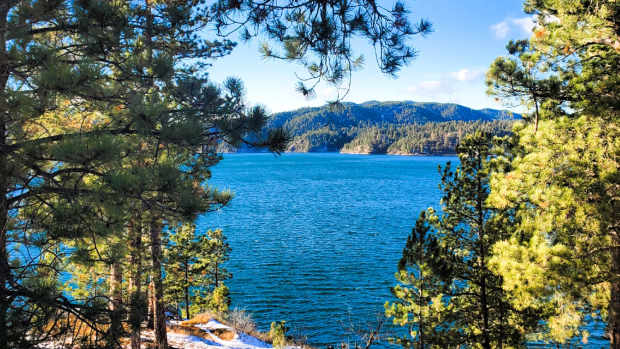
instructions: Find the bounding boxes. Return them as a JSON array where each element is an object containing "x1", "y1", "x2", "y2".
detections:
[
  {"x1": 342, "y1": 120, "x2": 514, "y2": 155},
  {"x1": 163, "y1": 224, "x2": 232, "y2": 320},
  {"x1": 0, "y1": 1, "x2": 429, "y2": 347},
  {"x1": 386, "y1": 133, "x2": 539, "y2": 348},
  {"x1": 269, "y1": 320, "x2": 289, "y2": 349},
  {"x1": 270, "y1": 101, "x2": 516, "y2": 138},
  {"x1": 486, "y1": 0, "x2": 619, "y2": 346},
  {"x1": 385, "y1": 211, "x2": 455, "y2": 348},
  {"x1": 211, "y1": 1, "x2": 431, "y2": 100},
  {"x1": 207, "y1": 284, "x2": 232, "y2": 315}
]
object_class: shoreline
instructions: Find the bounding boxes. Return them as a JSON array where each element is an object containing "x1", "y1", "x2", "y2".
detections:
[{"x1": 221, "y1": 151, "x2": 458, "y2": 157}]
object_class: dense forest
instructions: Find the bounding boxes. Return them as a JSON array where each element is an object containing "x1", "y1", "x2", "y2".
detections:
[
  {"x1": 340, "y1": 120, "x2": 514, "y2": 154},
  {"x1": 224, "y1": 102, "x2": 518, "y2": 154}
]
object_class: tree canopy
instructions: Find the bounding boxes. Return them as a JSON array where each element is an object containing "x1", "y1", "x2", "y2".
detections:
[
  {"x1": 0, "y1": 1, "x2": 431, "y2": 348},
  {"x1": 486, "y1": 0, "x2": 619, "y2": 346}
]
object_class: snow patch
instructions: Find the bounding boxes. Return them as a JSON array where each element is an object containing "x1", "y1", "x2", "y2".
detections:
[{"x1": 167, "y1": 332, "x2": 220, "y2": 349}]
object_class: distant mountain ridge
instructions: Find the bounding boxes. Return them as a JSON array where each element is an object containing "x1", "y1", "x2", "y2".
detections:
[
  {"x1": 226, "y1": 101, "x2": 520, "y2": 155},
  {"x1": 266, "y1": 101, "x2": 517, "y2": 132}
]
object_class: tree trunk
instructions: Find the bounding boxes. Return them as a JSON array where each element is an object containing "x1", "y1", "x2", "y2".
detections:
[
  {"x1": 610, "y1": 245, "x2": 620, "y2": 349},
  {"x1": 144, "y1": 2, "x2": 166, "y2": 344},
  {"x1": 128, "y1": 218, "x2": 143, "y2": 349},
  {"x1": 0, "y1": 141, "x2": 10, "y2": 349},
  {"x1": 418, "y1": 241, "x2": 424, "y2": 349},
  {"x1": 185, "y1": 260, "x2": 190, "y2": 320},
  {"x1": 0, "y1": 134, "x2": 9, "y2": 349},
  {"x1": 150, "y1": 218, "x2": 168, "y2": 349},
  {"x1": 215, "y1": 261, "x2": 219, "y2": 288},
  {"x1": 418, "y1": 287, "x2": 424, "y2": 349},
  {"x1": 480, "y1": 244, "x2": 490, "y2": 349},
  {"x1": 148, "y1": 278, "x2": 155, "y2": 329},
  {"x1": 533, "y1": 96, "x2": 540, "y2": 133},
  {"x1": 108, "y1": 262, "x2": 123, "y2": 348},
  {"x1": 477, "y1": 153, "x2": 491, "y2": 349},
  {"x1": 499, "y1": 300, "x2": 505, "y2": 349},
  {"x1": 0, "y1": 3, "x2": 11, "y2": 347}
]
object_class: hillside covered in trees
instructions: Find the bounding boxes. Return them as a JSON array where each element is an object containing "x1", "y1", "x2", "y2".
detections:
[
  {"x1": 225, "y1": 101, "x2": 518, "y2": 154},
  {"x1": 341, "y1": 120, "x2": 514, "y2": 155}
]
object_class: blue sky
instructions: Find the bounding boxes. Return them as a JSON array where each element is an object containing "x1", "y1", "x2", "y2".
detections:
[{"x1": 206, "y1": 0, "x2": 534, "y2": 113}]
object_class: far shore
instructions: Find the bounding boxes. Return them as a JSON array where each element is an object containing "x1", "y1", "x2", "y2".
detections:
[{"x1": 220, "y1": 151, "x2": 458, "y2": 157}]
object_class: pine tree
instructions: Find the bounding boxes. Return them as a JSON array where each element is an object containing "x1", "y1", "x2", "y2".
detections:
[
  {"x1": 126, "y1": 213, "x2": 145, "y2": 349},
  {"x1": 164, "y1": 225, "x2": 232, "y2": 319},
  {"x1": 204, "y1": 228, "x2": 232, "y2": 290},
  {"x1": 210, "y1": 0, "x2": 432, "y2": 100},
  {"x1": 208, "y1": 284, "x2": 232, "y2": 315},
  {"x1": 0, "y1": 1, "x2": 277, "y2": 346},
  {"x1": 163, "y1": 223, "x2": 195, "y2": 320},
  {"x1": 386, "y1": 133, "x2": 539, "y2": 348},
  {"x1": 486, "y1": 1, "x2": 619, "y2": 346},
  {"x1": 385, "y1": 211, "x2": 457, "y2": 348}
]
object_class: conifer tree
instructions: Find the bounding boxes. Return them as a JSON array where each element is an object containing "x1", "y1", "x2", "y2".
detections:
[
  {"x1": 164, "y1": 223, "x2": 196, "y2": 320},
  {"x1": 164, "y1": 224, "x2": 232, "y2": 319},
  {"x1": 486, "y1": 1, "x2": 619, "y2": 346},
  {"x1": 385, "y1": 211, "x2": 457, "y2": 348},
  {"x1": 205, "y1": 228, "x2": 232, "y2": 289},
  {"x1": 0, "y1": 1, "x2": 282, "y2": 346},
  {"x1": 126, "y1": 213, "x2": 145, "y2": 349},
  {"x1": 208, "y1": 284, "x2": 232, "y2": 314},
  {"x1": 210, "y1": 0, "x2": 432, "y2": 100},
  {"x1": 386, "y1": 133, "x2": 539, "y2": 348}
]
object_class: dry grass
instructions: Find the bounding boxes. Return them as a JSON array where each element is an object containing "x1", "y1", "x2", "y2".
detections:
[
  {"x1": 169, "y1": 324, "x2": 237, "y2": 341},
  {"x1": 172, "y1": 311, "x2": 315, "y2": 349},
  {"x1": 172, "y1": 312, "x2": 237, "y2": 341},
  {"x1": 168, "y1": 323, "x2": 212, "y2": 338},
  {"x1": 180, "y1": 312, "x2": 215, "y2": 326},
  {"x1": 42, "y1": 312, "x2": 109, "y2": 346},
  {"x1": 213, "y1": 328, "x2": 237, "y2": 340},
  {"x1": 228, "y1": 308, "x2": 257, "y2": 334}
]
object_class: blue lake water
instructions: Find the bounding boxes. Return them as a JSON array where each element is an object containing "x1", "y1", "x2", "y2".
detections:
[{"x1": 196, "y1": 153, "x2": 609, "y2": 348}]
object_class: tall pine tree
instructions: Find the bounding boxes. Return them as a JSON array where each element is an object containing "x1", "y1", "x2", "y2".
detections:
[
  {"x1": 386, "y1": 132, "x2": 539, "y2": 348},
  {"x1": 163, "y1": 224, "x2": 232, "y2": 320},
  {"x1": 486, "y1": 1, "x2": 619, "y2": 346}
]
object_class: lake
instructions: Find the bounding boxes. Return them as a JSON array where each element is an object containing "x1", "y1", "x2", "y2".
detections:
[
  {"x1": 196, "y1": 153, "x2": 609, "y2": 348},
  {"x1": 196, "y1": 153, "x2": 449, "y2": 346}
]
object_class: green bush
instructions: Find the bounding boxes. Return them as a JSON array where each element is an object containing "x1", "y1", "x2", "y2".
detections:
[
  {"x1": 208, "y1": 284, "x2": 231, "y2": 314},
  {"x1": 269, "y1": 320, "x2": 288, "y2": 349}
]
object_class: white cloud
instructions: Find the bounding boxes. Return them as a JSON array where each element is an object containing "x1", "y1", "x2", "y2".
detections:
[
  {"x1": 450, "y1": 69, "x2": 483, "y2": 82},
  {"x1": 404, "y1": 68, "x2": 491, "y2": 106},
  {"x1": 407, "y1": 68, "x2": 484, "y2": 100},
  {"x1": 491, "y1": 21, "x2": 510, "y2": 39},
  {"x1": 491, "y1": 16, "x2": 536, "y2": 39},
  {"x1": 544, "y1": 14, "x2": 560, "y2": 24},
  {"x1": 512, "y1": 17, "x2": 536, "y2": 34}
]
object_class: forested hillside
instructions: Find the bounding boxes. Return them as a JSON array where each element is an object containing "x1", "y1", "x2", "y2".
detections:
[
  {"x1": 341, "y1": 120, "x2": 514, "y2": 155},
  {"x1": 227, "y1": 101, "x2": 518, "y2": 154}
]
